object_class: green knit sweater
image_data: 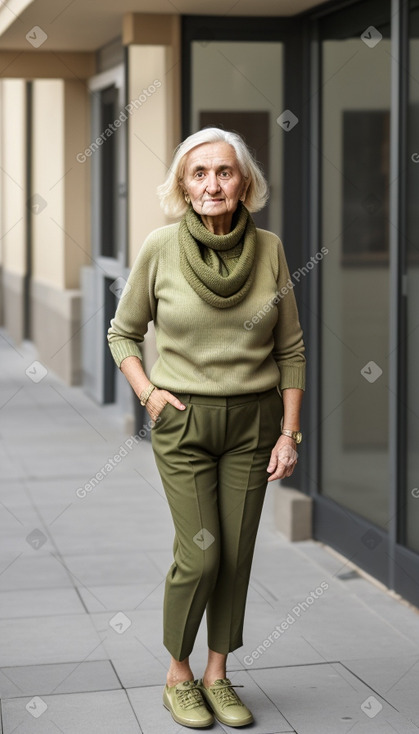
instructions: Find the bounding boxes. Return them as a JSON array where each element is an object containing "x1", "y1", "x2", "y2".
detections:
[{"x1": 107, "y1": 222, "x2": 305, "y2": 395}]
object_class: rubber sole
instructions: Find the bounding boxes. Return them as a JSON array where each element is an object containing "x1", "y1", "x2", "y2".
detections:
[
  {"x1": 199, "y1": 690, "x2": 254, "y2": 727},
  {"x1": 205, "y1": 708, "x2": 254, "y2": 728},
  {"x1": 162, "y1": 691, "x2": 214, "y2": 729}
]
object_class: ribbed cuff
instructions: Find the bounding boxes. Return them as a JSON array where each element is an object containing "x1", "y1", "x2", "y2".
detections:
[
  {"x1": 279, "y1": 363, "x2": 306, "y2": 391},
  {"x1": 108, "y1": 339, "x2": 143, "y2": 368}
]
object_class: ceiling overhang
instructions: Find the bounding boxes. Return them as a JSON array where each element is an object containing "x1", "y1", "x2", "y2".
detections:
[{"x1": 0, "y1": 0, "x2": 330, "y2": 52}]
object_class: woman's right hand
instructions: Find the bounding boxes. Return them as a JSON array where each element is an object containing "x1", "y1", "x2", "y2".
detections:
[{"x1": 144, "y1": 388, "x2": 186, "y2": 422}]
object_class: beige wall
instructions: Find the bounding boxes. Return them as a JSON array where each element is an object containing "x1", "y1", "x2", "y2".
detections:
[
  {"x1": 0, "y1": 81, "x2": 2, "y2": 272},
  {"x1": 32, "y1": 79, "x2": 90, "y2": 290},
  {"x1": 32, "y1": 79, "x2": 65, "y2": 288},
  {"x1": 29, "y1": 77, "x2": 90, "y2": 383},
  {"x1": 0, "y1": 79, "x2": 26, "y2": 276},
  {"x1": 127, "y1": 43, "x2": 180, "y2": 266}
]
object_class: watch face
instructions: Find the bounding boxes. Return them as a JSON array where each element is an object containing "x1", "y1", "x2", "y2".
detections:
[{"x1": 294, "y1": 432, "x2": 302, "y2": 444}]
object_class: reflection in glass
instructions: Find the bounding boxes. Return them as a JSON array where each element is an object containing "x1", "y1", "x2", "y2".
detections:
[
  {"x1": 320, "y1": 29, "x2": 391, "y2": 528},
  {"x1": 191, "y1": 42, "x2": 283, "y2": 234}
]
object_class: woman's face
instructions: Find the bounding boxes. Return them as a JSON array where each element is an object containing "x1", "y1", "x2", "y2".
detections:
[{"x1": 181, "y1": 141, "x2": 248, "y2": 225}]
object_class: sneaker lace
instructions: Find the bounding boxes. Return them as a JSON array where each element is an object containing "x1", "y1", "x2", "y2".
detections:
[
  {"x1": 212, "y1": 682, "x2": 245, "y2": 709},
  {"x1": 176, "y1": 684, "x2": 205, "y2": 710}
]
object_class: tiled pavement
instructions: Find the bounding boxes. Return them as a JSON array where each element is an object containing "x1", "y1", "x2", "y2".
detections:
[{"x1": 1, "y1": 328, "x2": 419, "y2": 733}]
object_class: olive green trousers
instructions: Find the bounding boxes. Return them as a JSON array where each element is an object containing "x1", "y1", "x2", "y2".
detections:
[{"x1": 151, "y1": 386, "x2": 283, "y2": 661}]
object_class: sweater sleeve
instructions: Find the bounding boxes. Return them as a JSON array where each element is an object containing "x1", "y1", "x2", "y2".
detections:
[
  {"x1": 107, "y1": 235, "x2": 158, "y2": 368},
  {"x1": 272, "y1": 239, "x2": 306, "y2": 391}
]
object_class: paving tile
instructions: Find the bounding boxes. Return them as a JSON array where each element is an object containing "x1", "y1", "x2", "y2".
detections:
[
  {"x1": 60, "y1": 551, "x2": 163, "y2": 587},
  {"x1": 109, "y1": 654, "x2": 167, "y2": 689},
  {"x1": 0, "y1": 614, "x2": 107, "y2": 667},
  {"x1": 251, "y1": 544, "x2": 340, "y2": 595},
  {"x1": 0, "y1": 479, "x2": 29, "y2": 507},
  {"x1": 0, "y1": 660, "x2": 120, "y2": 698},
  {"x1": 342, "y1": 654, "x2": 419, "y2": 728},
  {"x1": 78, "y1": 582, "x2": 164, "y2": 612},
  {"x1": 0, "y1": 554, "x2": 73, "y2": 591},
  {"x1": 2, "y1": 689, "x2": 141, "y2": 734},
  {"x1": 238, "y1": 602, "x2": 323, "y2": 669},
  {"x1": 39, "y1": 498, "x2": 172, "y2": 554},
  {"x1": 3, "y1": 448, "x2": 121, "y2": 483},
  {"x1": 23, "y1": 474, "x2": 162, "y2": 509},
  {"x1": 0, "y1": 506, "x2": 51, "y2": 556},
  {"x1": 0, "y1": 454, "x2": 23, "y2": 480},
  {"x1": 250, "y1": 663, "x2": 419, "y2": 733},
  {"x1": 0, "y1": 588, "x2": 84, "y2": 618},
  {"x1": 341, "y1": 584, "x2": 419, "y2": 639},
  {"x1": 241, "y1": 585, "x2": 418, "y2": 668},
  {"x1": 90, "y1": 608, "x2": 166, "y2": 661},
  {"x1": 291, "y1": 593, "x2": 419, "y2": 660},
  {"x1": 145, "y1": 548, "x2": 174, "y2": 577}
]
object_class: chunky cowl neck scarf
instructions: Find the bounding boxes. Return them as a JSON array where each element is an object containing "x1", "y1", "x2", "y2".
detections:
[{"x1": 178, "y1": 202, "x2": 256, "y2": 309}]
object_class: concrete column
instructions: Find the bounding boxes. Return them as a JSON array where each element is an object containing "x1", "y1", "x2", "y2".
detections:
[
  {"x1": 0, "y1": 79, "x2": 27, "y2": 342},
  {"x1": 30, "y1": 78, "x2": 90, "y2": 384}
]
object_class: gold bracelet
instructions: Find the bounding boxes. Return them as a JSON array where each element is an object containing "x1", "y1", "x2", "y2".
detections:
[{"x1": 140, "y1": 383, "x2": 155, "y2": 406}]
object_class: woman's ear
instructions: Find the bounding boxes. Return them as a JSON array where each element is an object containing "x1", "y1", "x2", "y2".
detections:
[
  {"x1": 179, "y1": 179, "x2": 190, "y2": 203},
  {"x1": 240, "y1": 179, "x2": 250, "y2": 202}
]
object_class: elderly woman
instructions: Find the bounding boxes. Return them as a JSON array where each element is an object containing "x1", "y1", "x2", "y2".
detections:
[{"x1": 107, "y1": 128, "x2": 305, "y2": 729}]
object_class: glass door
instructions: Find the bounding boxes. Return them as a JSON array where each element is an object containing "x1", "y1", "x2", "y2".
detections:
[
  {"x1": 312, "y1": 0, "x2": 392, "y2": 585},
  {"x1": 81, "y1": 64, "x2": 127, "y2": 404}
]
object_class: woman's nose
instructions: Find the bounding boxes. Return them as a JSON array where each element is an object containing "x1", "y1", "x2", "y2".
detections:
[{"x1": 205, "y1": 172, "x2": 220, "y2": 193}]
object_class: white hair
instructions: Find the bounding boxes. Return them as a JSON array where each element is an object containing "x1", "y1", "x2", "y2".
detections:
[{"x1": 157, "y1": 127, "x2": 269, "y2": 219}]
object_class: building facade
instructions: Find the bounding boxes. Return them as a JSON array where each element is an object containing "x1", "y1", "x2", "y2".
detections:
[{"x1": 1, "y1": 0, "x2": 419, "y2": 606}]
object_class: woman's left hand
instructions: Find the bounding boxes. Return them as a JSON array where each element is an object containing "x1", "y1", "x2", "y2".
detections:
[{"x1": 267, "y1": 435, "x2": 298, "y2": 481}]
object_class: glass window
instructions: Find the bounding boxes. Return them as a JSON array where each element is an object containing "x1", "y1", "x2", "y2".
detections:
[
  {"x1": 191, "y1": 41, "x2": 283, "y2": 234},
  {"x1": 99, "y1": 85, "x2": 119, "y2": 258},
  {"x1": 405, "y1": 1, "x2": 419, "y2": 552},
  {"x1": 319, "y1": 4, "x2": 392, "y2": 527}
]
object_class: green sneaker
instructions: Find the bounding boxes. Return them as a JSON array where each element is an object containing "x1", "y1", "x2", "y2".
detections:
[
  {"x1": 163, "y1": 679, "x2": 214, "y2": 728},
  {"x1": 198, "y1": 678, "x2": 254, "y2": 727}
]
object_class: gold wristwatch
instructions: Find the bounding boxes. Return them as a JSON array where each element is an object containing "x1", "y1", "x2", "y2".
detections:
[{"x1": 281, "y1": 428, "x2": 303, "y2": 444}]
